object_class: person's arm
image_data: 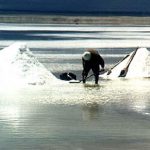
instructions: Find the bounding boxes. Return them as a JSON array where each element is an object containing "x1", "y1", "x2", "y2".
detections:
[
  {"x1": 99, "y1": 55, "x2": 105, "y2": 69},
  {"x1": 82, "y1": 57, "x2": 86, "y2": 68},
  {"x1": 82, "y1": 58, "x2": 85, "y2": 74},
  {"x1": 82, "y1": 58, "x2": 86, "y2": 83}
]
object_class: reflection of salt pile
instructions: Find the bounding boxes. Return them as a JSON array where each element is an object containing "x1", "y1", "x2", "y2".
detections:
[
  {"x1": 0, "y1": 42, "x2": 58, "y2": 86},
  {"x1": 100, "y1": 47, "x2": 150, "y2": 79}
]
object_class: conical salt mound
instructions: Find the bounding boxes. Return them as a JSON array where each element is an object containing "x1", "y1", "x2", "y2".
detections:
[
  {"x1": 0, "y1": 42, "x2": 58, "y2": 86},
  {"x1": 100, "y1": 47, "x2": 150, "y2": 79}
]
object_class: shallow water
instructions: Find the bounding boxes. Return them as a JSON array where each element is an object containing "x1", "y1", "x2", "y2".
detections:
[
  {"x1": 1, "y1": 79, "x2": 150, "y2": 150},
  {"x1": 0, "y1": 23, "x2": 150, "y2": 150}
]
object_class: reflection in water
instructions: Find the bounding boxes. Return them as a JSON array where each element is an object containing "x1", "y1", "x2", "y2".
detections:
[
  {"x1": 0, "y1": 105, "x2": 21, "y2": 129},
  {"x1": 0, "y1": 73, "x2": 150, "y2": 150},
  {"x1": 82, "y1": 102, "x2": 101, "y2": 120}
]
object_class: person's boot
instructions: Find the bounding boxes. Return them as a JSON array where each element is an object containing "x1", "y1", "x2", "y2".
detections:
[
  {"x1": 95, "y1": 75, "x2": 99, "y2": 84},
  {"x1": 83, "y1": 76, "x2": 86, "y2": 83}
]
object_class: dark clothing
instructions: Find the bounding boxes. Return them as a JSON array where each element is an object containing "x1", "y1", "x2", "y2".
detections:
[{"x1": 82, "y1": 49, "x2": 104, "y2": 84}]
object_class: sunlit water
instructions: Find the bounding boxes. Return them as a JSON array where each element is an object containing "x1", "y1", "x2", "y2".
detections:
[{"x1": 0, "y1": 23, "x2": 150, "y2": 150}]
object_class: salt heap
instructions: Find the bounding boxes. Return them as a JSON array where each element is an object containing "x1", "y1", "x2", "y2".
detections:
[
  {"x1": 100, "y1": 47, "x2": 150, "y2": 79},
  {"x1": 0, "y1": 42, "x2": 58, "y2": 86}
]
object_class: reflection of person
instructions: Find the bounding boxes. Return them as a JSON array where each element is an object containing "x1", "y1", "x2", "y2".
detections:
[
  {"x1": 82, "y1": 102, "x2": 102, "y2": 120},
  {"x1": 82, "y1": 49, "x2": 105, "y2": 84}
]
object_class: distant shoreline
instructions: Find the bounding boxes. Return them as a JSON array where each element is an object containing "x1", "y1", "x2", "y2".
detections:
[{"x1": 0, "y1": 14, "x2": 150, "y2": 25}]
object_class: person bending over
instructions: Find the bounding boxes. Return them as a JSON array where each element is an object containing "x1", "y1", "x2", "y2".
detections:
[{"x1": 82, "y1": 49, "x2": 105, "y2": 84}]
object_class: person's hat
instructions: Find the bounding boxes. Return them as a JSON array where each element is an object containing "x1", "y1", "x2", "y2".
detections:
[{"x1": 82, "y1": 51, "x2": 91, "y2": 61}]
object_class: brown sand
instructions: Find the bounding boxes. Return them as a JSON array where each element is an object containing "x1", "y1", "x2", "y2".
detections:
[{"x1": 0, "y1": 14, "x2": 150, "y2": 25}]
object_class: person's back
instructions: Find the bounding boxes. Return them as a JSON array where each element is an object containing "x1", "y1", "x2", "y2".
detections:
[{"x1": 87, "y1": 49, "x2": 104, "y2": 67}]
